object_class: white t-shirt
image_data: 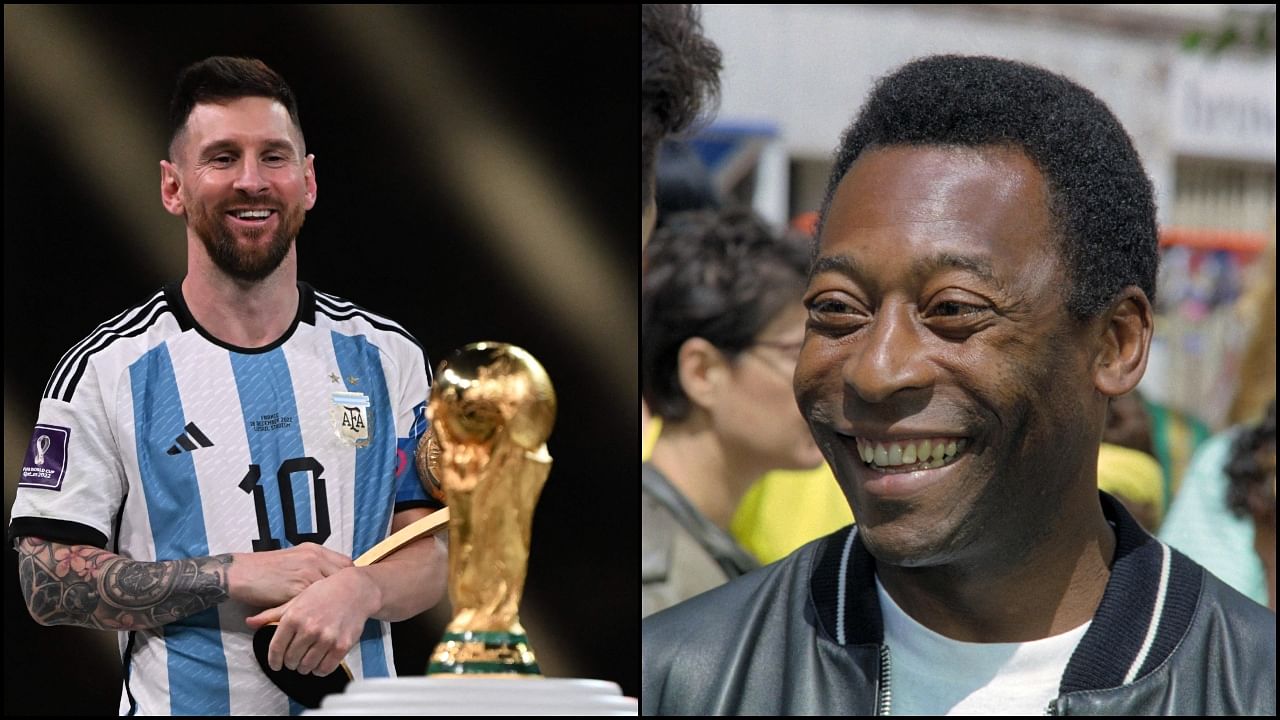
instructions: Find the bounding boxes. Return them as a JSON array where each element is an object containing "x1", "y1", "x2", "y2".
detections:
[{"x1": 876, "y1": 577, "x2": 1090, "y2": 716}]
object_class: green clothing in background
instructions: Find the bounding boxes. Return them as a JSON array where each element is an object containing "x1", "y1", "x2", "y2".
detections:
[{"x1": 1159, "y1": 429, "x2": 1268, "y2": 607}]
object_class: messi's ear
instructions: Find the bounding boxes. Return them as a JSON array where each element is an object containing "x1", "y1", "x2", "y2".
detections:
[
  {"x1": 160, "y1": 161, "x2": 185, "y2": 217},
  {"x1": 303, "y1": 154, "x2": 317, "y2": 211}
]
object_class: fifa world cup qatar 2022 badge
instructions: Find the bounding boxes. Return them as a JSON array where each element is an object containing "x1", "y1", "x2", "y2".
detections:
[
  {"x1": 20, "y1": 424, "x2": 71, "y2": 490},
  {"x1": 330, "y1": 391, "x2": 371, "y2": 447}
]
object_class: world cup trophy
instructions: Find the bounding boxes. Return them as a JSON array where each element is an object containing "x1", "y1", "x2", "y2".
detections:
[
  {"x1": 418, "y1": 341, "x2": 555, "y2": 675},
  {"x1": 306, "y1": 342, "x2": 635, "y2": 714}
]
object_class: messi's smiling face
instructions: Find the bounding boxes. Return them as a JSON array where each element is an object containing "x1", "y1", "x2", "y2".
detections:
[{"x1": 165, "y1": 96, "x2": 316, "y2": 282}]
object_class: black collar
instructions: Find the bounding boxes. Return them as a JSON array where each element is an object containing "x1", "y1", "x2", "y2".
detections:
[
  {"x1": 810, "y1": 491, "x2": 1203, "y2": 693},
  {"x1": 165, "y1": 280, "x2": 316, "y2": 354}
]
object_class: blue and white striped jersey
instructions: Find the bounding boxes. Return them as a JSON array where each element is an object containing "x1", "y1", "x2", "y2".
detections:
[{"x1": 9, "y1": 281, "x2": 442, "y2": 715}]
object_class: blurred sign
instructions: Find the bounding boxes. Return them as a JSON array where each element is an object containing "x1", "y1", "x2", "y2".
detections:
[
  {"x1": 692, "y1": 121, "x2": 787, "y2": 229},
  {"x1": 1170, "y1": 54, "x2": 1276, "y2": 162}
]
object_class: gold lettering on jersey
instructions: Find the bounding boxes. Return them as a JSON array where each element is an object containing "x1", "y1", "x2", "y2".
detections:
[{"x1": 330, "y1": 391, "x2": 372, "y2": 447}]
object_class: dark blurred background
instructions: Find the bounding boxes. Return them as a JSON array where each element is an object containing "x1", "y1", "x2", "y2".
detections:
[{"x1": 4, "y1": 5, "x2": 638, "y2": 712}]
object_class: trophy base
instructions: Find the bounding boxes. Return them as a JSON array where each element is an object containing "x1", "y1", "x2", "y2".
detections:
[
  {"x1": 427, "y1": 630, "x2": 541, "y2": 675},
  {"x1": 303, "y1": 677, "x2": 636, "y2": 715}
]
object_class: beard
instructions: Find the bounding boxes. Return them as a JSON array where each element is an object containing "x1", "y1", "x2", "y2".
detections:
[{"x1": 188, "y1": 197, "x2": 306, "y2": 282}]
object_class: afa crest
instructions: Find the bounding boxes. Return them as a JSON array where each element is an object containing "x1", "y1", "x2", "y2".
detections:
[{"x1": 330, "y1": 391, "x2": 371, "y2": 447}]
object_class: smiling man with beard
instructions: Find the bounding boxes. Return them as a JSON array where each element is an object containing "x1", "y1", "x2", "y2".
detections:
[
  {"x1": 169, "y1": 91, "x2": 308, "y2": 286},
  {"x1": 10, "y1": 57, "x2": 447, "y2": 714},
  {"x1": 642, "y1": 55, "x2": 1275, "y2": 716}
]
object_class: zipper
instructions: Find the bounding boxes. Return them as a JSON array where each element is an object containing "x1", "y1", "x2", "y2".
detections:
[{"x1": 876, "y1": 644, "x2": 892, "y2": 715}]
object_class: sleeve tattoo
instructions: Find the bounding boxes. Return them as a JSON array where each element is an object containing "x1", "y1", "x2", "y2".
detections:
[{"x1": 17, "y1": 537, "x2": 233, "y2": 630}]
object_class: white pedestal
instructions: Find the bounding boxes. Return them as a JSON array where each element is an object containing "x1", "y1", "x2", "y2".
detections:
[{"x1": 305, "y1": 677, "x2": 638, "y2": 716}]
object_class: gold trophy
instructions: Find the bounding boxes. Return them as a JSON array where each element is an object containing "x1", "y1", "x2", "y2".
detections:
[
  {"x1": 417, "y1": 342, "x2": 556, "y2": 676},
  {"x1": 301, "y1": 342, "x2": 634, "y2": 713}
]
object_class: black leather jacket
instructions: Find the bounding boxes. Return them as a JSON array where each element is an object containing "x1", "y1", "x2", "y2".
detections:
[{"x1": 643, "y1": 493, "x2": 1275, "y2": 715}]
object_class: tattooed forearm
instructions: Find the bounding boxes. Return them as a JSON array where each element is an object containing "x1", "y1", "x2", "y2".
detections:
[{"x1": 17, "y1": 537, "x2": 233, "y2": 630}]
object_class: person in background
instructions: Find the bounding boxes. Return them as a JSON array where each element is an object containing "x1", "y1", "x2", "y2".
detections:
[
  {"x1": 641, "y1": 3, "x2": 723, "y2": 447},
  {"x1": 641, "y1": 206, "x2": 824, "y2": 616},
  {"x1": 641, "y1": 3, "x2": 722, "y2": 246},
  {"x1": 1098, "y1": 391, "x2": 1165, "y2": 531},
  {"x1": 646, "y1": 144, "x2": 848, "y2": 567},
  {"x1": 1226, "y1": 398, "x2": 1277, "y2": 609},
  {"x1": 1162, "y1": 398, "x2": 1277, "y2": 608},
  {"x1": 727, "y1": 215, "x2": 853, "y2": 564}
]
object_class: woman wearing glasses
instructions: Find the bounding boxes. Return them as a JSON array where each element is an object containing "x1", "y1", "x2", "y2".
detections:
[{"x1": 641, "y1": 206, "x2": 823, "y2": 616}]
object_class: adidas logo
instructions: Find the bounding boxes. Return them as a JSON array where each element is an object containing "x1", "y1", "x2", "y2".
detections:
[{"x1": 167, "y1": 422, "x2": 215, "y2": 455}]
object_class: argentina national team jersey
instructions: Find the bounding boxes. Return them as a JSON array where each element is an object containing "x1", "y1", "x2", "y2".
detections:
[{"x1": 9, "y1": 282, "x2": 442, "y2": 715}]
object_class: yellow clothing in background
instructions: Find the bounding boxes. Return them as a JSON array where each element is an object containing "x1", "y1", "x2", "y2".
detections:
[
  {"x1": 1097, "y1": 442, "x2": 1166, "y2": 523},
  {"x1": 730, "y1": 465, "x2": 851, "y2": 564},
  {"x1": 642, "y1": 417, "x2": 662, "y2": 459}
]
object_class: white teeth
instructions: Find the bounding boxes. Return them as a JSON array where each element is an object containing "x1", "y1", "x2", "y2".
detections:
[
  {"x1": 858, "y1": 437, "x2": 968, "y2": 469},
  {"x1": 234, "y1": 209, "x2": 271, "y2": 219}
]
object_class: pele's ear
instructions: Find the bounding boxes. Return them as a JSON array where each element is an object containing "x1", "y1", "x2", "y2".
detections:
[{"x1": 1092, "y1": 286, "x2": 1153, "y2": 398}]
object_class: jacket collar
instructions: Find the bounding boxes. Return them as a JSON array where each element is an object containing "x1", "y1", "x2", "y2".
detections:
[
  {"x1": 641, "y1": 462, "x2": 760, "y2": 579},
  {"x1": 810, "y1": 491, "x2": 1203, "y2": 692}
]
